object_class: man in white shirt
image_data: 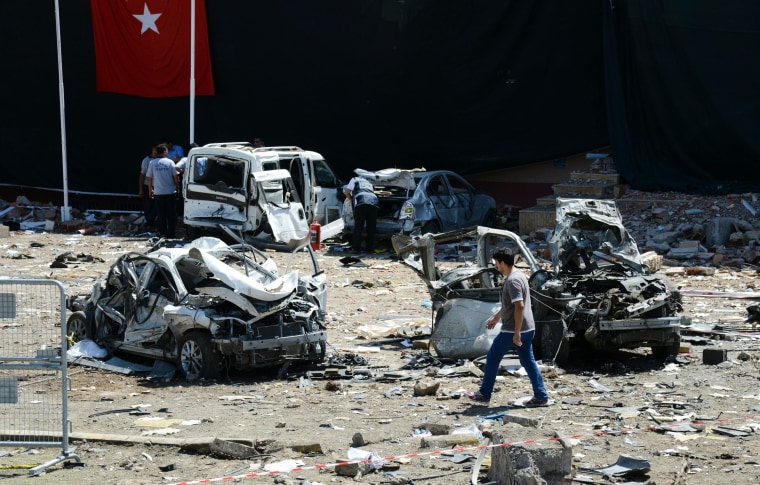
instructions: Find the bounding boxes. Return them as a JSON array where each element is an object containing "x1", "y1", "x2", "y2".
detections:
[{"x1": 147, "y1": 144, "x2": 180, "y2": 239}]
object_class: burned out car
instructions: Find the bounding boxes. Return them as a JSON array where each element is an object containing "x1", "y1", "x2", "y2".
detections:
[
  {"x1": 66, "y1": 237, "x2": 327, "y2": 380},
  {"x1": 392, "y1": 198, "x2": 687, "y2": 364}
]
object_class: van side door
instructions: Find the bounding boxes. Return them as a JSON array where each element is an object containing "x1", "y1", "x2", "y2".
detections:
[{"x1": 289, "y1": 155, "x2": 315, "y2": 221}]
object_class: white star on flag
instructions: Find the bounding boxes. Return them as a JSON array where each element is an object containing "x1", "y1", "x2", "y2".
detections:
[{"x1": 133, "y1": 3, "x2": 161, "y2": 34}]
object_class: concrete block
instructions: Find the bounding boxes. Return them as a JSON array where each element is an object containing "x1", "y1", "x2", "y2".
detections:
[
  {"x1": 413, "y1": 380, "x2": 440, "y2": 396},
  {"x1": 684, "y1": 266, "x2": 715, "y2": 276},
  {"x1": 351, "y1": 432, "x2": 391, "y2": 447},
  {"x1": 570, "y1": 171, "x2": 621, "y2": 184},
  {"x1": 640, "y1": 251, "x2": 663, "y2": 272},
  {"x1": 335, "y1": 461, "x2": 372, "y2": 477},
  {"x1": 703, "y1": 349, "x2": 727, "y2": 365},
  {"x1": 209, "y1": 438, "x2": 258, "y2": 459},
  {"x1": 502, "y1": 413, "x2": 540, "y2": 428},
  {"x1": 412, "y1": 339, "x2": 429, "y2": 349},
  {"x1": 413, "y1": 423, "x2": 450, "y2": 435},
  {"x1": 0, "y1": 225, "x2": 9, "y2": 238},
  {"x1": 705, "y1": 217, "x2": 735, "y2": 247},
  {"x1": 519, "y1": 206, "x2": 555, "y2": 235},
  {"x1": 420, "y1": 433, "x2": 479, "y2": 449},
  {"x1": 488, "y1": 430, "x2": 572, "y2": 485}
]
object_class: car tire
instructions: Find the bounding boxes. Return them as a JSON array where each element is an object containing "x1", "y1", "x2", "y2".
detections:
[
  {"x1": 536, "y1": 319, "x2": 569, "y2": 365},
  {"x1": 66, "y1": 311, "x2": 93, "y2": 343},
  {"x1": 177, "y1": 331, "x2": 222, "y2": 381},
  {"x1": 421, "y1": 221, "x2": 440, "y2": 235}
]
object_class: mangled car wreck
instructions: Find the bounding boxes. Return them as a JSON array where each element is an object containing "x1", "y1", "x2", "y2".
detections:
[
  {"x1": 348, "y1": 168, "x2": 496, "y2": 235},
  {"x1": 392, "y1": 198, "x2": 688, "y2": 364},
  {"x1": 66, "y1": 237, "x2": 327, "y2": 380}
]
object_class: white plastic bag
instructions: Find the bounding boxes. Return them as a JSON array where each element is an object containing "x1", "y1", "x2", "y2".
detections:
[
  {"x1": 347, "y1": 447, "x2": 385, "y2": 470},
  {"x1": 263, "y1": 459, "x2": 305, "y2": 473},
  {"x1": 67, "y1": 339, "x2": 108, "y2": 359}
]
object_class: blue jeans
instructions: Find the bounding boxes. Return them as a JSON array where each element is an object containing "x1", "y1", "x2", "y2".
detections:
[{"x1": 479, "y1": 330, "x2": 548, "y2": 401}]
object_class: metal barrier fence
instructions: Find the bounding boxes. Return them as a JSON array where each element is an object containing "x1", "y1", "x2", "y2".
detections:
[{"x1": 0, "y1": 279, "x2": 81, "y2": 475}]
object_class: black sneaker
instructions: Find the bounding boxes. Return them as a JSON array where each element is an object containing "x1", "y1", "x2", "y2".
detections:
[{"x1": 523, "y1": 397, "x2": 549, "y2": 407}]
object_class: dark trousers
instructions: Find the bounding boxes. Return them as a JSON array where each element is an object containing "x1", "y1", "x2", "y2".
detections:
[
  {"x1": 353, "y1": 203, "x2": 378, "y2": 252},
  {"x1": 154, "y1": 194, "x2": 177, "y2": 239},
  {"x1": 142, "y1": 185, "x2": 155, "y2": 224}
]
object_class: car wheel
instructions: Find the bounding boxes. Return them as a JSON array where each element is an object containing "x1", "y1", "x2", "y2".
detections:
[
  {"x1": 421, "y1": 221, "x2": 440, "y2": 235},
  {"x1": 66, "y1": 311, "x2": 93, "y2": 343},
  {"x1": 177, "y1": 331, "x2": 221, "y2": 381},
  {"x1": 537, "y1": 319, "x2": 569, "y2": 365}
]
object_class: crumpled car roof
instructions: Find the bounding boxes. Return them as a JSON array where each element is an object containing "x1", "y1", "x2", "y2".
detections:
[
  {"x1": 549, "y1": 197, "x2": 643, "y2": 274},
  {"x1": 150, "y1": 237, "x2": 298, "y2": 302},
  {"x1": 353, "y1": 168, "x2": 417, "y2": 190}
]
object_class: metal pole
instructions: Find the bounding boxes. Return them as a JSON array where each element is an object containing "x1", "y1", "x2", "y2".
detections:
[
  {"x1": 189, "y1": 0, "x2": 196, "y2": 144},
  {"x1": 54, "y1": 0, "x2": 71, "y2": 222}
]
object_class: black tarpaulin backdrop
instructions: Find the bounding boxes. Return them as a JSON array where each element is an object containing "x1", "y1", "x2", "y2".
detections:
[
  {"x1": 1, "y1": 1, "x2": 758, "y2": 197},
  {"x1": 604, "y1": 1, "x2": 760, "y2": 194}
]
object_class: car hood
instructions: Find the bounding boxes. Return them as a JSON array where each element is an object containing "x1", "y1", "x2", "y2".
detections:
[{"x1": 549, "y1": 198, "x2": 644, "y2": 275}]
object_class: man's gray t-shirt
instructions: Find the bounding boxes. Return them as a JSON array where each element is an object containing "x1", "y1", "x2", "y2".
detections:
[
  {"x1": 147, "y1": 157, "x2": 178, "y2": 195},
  {"x1": 500, "y1": 270, "x2": 535, "y2": 333}
]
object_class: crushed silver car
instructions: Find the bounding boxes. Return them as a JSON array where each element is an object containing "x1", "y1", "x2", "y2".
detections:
[
  {"x1": 66, "y1": 237, "x2": 327, "y2": 380},
  {"x1": 393, "y1": 198, "x2": 687, "y2": 364}
]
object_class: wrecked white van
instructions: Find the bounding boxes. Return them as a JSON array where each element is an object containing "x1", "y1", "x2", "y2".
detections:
[
  {"x1": 66, "y1": 237, "x2": 327, "y2": 380},
  {"x1": 183, "y1": 143, "x2": 344, "y2": 249}
]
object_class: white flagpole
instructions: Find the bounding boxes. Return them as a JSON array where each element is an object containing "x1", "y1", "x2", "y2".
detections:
[
  {"x1": 189, "y1": 0, "x2": 196, "y2": 144},
  {"x1": 54, "y1": 0, "x2": 71, "y2": 222}
]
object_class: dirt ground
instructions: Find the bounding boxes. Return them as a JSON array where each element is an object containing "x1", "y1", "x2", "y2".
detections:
[{"x1": 0, "y1": 194, "x2": 759, "y2": 485}]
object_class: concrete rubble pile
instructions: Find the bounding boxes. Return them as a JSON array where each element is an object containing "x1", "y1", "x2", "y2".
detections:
[
  {"x1": 617, "y1": 190, "x2": 760, "y2": 270},
  {"x1": 0, "y1": 196, "x2": 150, "y2": 236},
  {"x1": 520, "y1": 190, "x2": 760, "y2": 273},
  {"x1": 0, "y1": 196, "x2": 61, "y2": 232}
]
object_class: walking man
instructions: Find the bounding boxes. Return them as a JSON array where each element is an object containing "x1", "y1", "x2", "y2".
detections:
[
  {"x1": 147, "y1": 144, "x2": 180, "y2": 239},
  {"x1": 466, "y1": 247, "x2": 549, "y2": 406}
]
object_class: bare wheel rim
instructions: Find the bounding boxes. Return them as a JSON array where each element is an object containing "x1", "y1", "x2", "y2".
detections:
[
  {"x1": 180, "y1": 339, "x2": 204, "y2": 379},
  {"x1": 67, "y1": 315, "x2": 88, "y2": 342}
]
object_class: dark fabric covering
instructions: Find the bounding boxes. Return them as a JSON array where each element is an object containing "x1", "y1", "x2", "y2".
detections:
[
  {"x1": 604, "y1": 1, "x2": 760, "y2": 194},
  {"x1": 0, "y1": 1, "x2": 606, "y2": 195},
  {"x1": 9, "y1": 2, "x2": 760, "y2": 197}
]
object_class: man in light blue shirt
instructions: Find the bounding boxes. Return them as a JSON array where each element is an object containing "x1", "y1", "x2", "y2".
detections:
[{"x1": 147, "y1": 144, "x2": 180, "y2": 239}]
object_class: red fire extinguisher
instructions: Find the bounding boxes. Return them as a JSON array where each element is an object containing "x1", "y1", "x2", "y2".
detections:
[{"x1": 310, "y1": 218, "x2": 321, "y2": 250}]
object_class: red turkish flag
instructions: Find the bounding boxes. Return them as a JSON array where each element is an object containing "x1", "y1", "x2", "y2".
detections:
[{"x1": 91, "y1": 0, "x2": 215, "y2": 98}]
